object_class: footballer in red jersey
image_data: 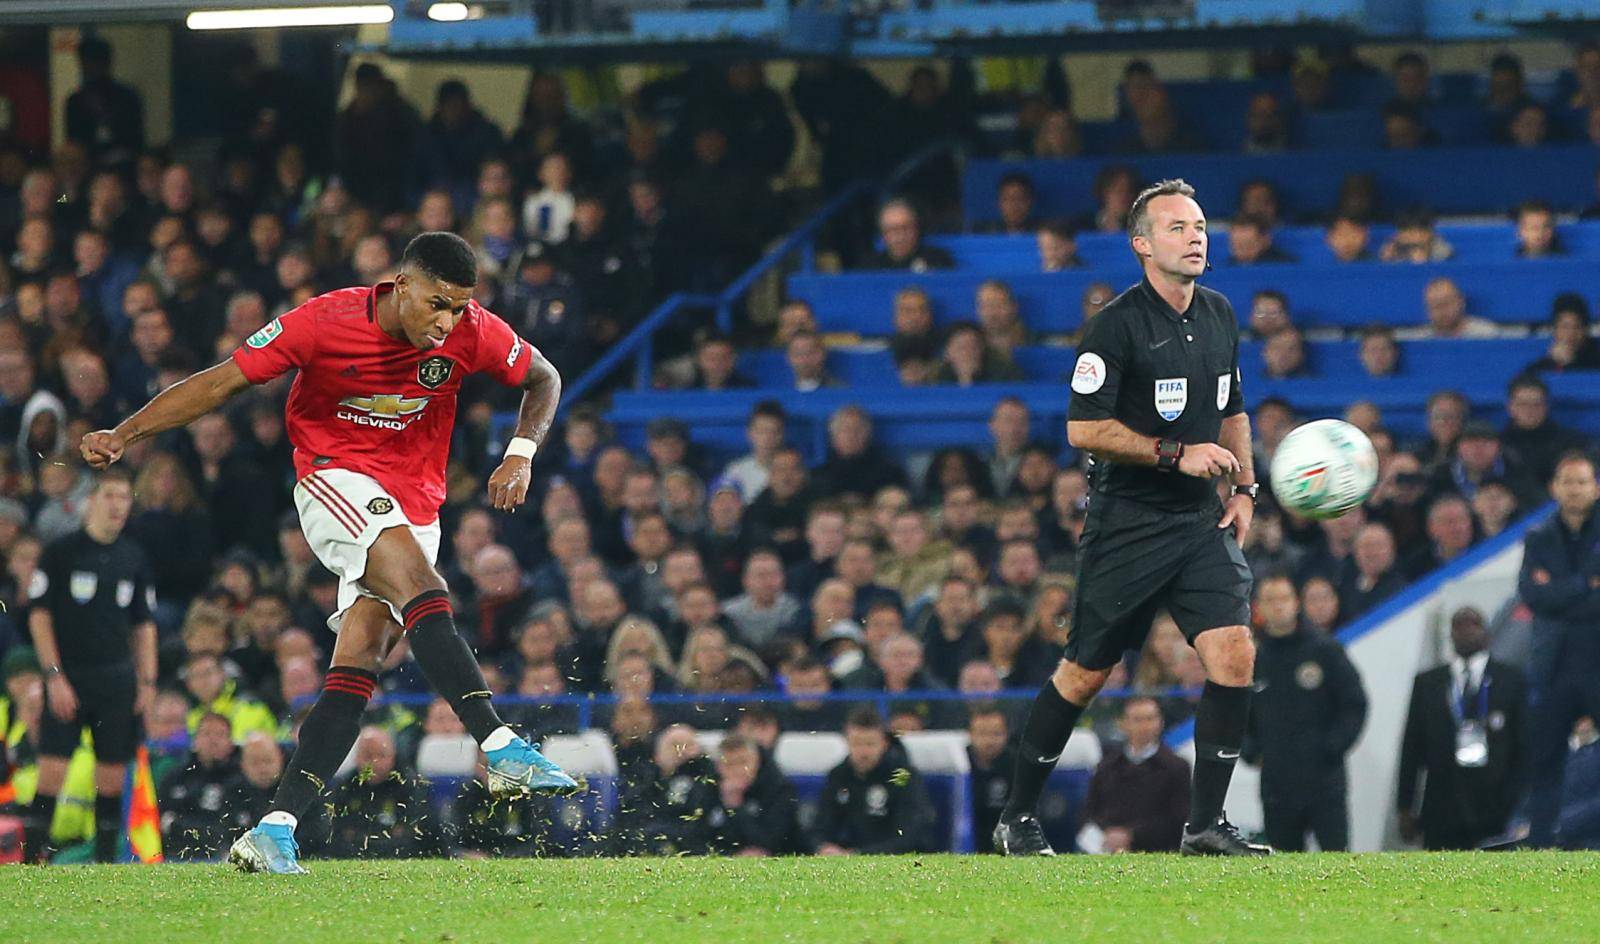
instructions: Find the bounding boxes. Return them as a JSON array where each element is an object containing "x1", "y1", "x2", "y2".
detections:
[{"x1": 82, "y1": 232, "x2": 578, "y2": 875}]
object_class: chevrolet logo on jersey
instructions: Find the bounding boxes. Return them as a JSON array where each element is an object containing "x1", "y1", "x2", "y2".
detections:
[{"x1": 337, "y1": 394, "x2": 431, "y2": 430}]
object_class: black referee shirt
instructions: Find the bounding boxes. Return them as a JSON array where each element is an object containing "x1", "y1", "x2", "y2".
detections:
[
  {"x1": 1067, "y1": 277, "x2": 1244, "y2": 512},
  {"x1": 27, "y1": 529, "x2": 153, "y2": 668}
]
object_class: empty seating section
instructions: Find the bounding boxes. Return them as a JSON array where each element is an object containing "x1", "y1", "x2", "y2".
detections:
[{"x1": 963, "y1": 146, "x2": 1598, "y2": 223}]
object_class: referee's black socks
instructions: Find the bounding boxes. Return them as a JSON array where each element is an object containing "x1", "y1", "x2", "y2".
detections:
[
  {"x1": 401, "y1": 590, "x2": 505, "y2": 744},
  {"x1": 94, "y1": 793, "x2": 121, "y2": 863},
  {"x1": 271, "y1": 665, "x2": 377, "y2": 820},
  {"x1": 1189, "y1": 680, "x2": 1252, "y2": 829},
  {"x1": 1002, "y1": 681, "x2": 1086, "y2": 820},
  {"x1": 25, "y1": 791, "x2": 57, "y2": 862}
]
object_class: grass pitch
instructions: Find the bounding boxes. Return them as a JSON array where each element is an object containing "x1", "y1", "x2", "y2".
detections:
[{"x1": 5, "y1": 853, "x2": 1598, "y2": 943}]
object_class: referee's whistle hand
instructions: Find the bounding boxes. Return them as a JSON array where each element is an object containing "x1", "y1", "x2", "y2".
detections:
[{"x1": 1178, "y1": 443, "x2": 1240, "y2": 479}]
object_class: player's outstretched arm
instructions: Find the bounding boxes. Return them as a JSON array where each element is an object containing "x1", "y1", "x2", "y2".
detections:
[
  {"x1": 81, "y1": 359, "x2": 252, "y2": 469},
  {"x1": 486, "y1": 348, "x2": 561, "y2": 512}
]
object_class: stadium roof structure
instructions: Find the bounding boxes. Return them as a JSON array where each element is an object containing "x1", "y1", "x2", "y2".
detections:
[{"x1": 9, "y1": 0, "x2": 1598, "y2": 56}]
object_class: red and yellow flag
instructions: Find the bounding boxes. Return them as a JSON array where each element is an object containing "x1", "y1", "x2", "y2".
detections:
[{"x1": 125, "y1": 745, "x2": 163, "y2": 864}]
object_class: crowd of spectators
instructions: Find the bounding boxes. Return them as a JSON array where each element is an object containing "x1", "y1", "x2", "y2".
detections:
[{"x1": 2, "y1": 39, "x2": 1599, "y2": 861}]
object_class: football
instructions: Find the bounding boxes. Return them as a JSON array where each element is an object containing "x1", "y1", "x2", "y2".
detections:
[{"x1": 1269, "y1": 419, "x2": 1380, "y2": 520}]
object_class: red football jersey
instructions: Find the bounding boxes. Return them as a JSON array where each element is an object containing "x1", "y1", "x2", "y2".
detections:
[{"x1": 231, "y1": 283, "x2": 532, "y2": 525}]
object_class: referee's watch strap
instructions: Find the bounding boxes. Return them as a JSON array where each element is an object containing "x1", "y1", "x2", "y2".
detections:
[{"x1": 1155, "y1": 439, "x2": 1184, "y2": 471}]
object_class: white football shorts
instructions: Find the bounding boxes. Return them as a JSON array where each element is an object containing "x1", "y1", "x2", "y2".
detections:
[{"x1": 294, "y1": 467, "x2": 441, "y2": 632}]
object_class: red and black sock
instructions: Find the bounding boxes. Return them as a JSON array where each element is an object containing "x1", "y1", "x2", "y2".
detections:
[
  {"x1": 402, "y1": 589, "x2": 504, "y2": 742},
  {"x1": 270, "y1": 666, "x2": 377, "y2": 819}
]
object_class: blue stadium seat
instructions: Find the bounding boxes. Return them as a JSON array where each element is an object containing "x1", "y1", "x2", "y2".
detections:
[
  {"x1": 963, "y1": 146, "x2": 1599, "y2": 224},
  {"x1": 930, "y1": 223, "x2": 1600, "y2": 272},
  {"x1": 744, "y1": 339, "x2": 1549, "y2": 392},
  {"x1": 788, "y1": 259, "x2": 1591, "y2": 334},
  {"x1": 609, "y1": 360, "x2": 1600, "y2": 465}
]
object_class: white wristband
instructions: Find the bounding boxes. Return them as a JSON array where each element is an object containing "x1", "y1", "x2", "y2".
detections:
[{"x1": 505, "y1": 437, "x2": 538, "y2": 461}]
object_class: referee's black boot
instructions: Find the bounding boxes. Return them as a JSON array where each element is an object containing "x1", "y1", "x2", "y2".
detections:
[
  {"x1": 993, "y1": 814, "x2": 1056, "y2": 856},
  {"x1": 1180, "y1": 817, "x2": 1273, "y2": 856}
]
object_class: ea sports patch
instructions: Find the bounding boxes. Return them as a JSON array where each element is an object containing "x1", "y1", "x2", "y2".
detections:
[
  {"x1": 1071, "y1": 352, "x2": 1106, "y2": 394},
  {"x1": 367, "y1": 497, "x2": 395, "y2": 515},
  {"x1": 1296, "y1": 661, "x2": 1324, "y2": 690},
  {"x1": 417, "y1": 355, "x2": 455, "y2": 390},
  {"x1": 245, "y1": 318, "x2": 283, "y2": 349}
]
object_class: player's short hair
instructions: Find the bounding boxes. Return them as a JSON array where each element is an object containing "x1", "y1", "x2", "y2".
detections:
[
  {"x1": 1127, "y1": 178, "x2": 1198, "y2": 242},
  {"x1": 401, "y1": 231, "x2": 478, "y2": 288}
]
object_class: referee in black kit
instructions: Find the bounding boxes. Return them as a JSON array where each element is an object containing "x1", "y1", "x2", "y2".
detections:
[
  {"x1": 994, "y1": 179, "x2": 1270, "y2": 856},
  {"x1": 24, "y1": 468, "x2": 157, "y2": 863}
]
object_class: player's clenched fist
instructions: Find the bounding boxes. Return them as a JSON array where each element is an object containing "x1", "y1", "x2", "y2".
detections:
[
  {"x1": 1177, "y1": 442, "x2": 1240, "y2": 479},
  {"x1": 487, "y1": 455, "x2": 532, "y2": 511},
  {"x1": 81, "y1": 429, "x2": 126, "y2": 470}
]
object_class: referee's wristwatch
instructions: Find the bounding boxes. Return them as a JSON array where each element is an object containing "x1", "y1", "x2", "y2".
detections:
[{"x1": 1230, "y1": 483, "x2": 1260, "y2": 504}]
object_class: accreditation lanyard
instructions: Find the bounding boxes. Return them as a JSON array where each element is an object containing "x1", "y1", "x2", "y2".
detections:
[
  {"x1": 1450, "y1": 672, "x2": 1492, "y2": 769},
  {"x1": 1448, "y1": 673, "x2": 1491, "y2": 726}
]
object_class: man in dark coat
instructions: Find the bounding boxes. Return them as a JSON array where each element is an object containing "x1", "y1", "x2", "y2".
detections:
[
  {"x1": 1399, "y1": 607, "x2": 1527, "y2": 850},
  {"x1": 1244, "y1": 574, "x2": 1368, "y2": 852},
  {"x1": 1518, "y1": 452, "x2": 1600, "y2": 847}
]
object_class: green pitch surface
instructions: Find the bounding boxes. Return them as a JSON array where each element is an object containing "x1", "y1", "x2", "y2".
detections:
[{"x1": 7, "y1": 853, "x2": 1600, "y2": 943}]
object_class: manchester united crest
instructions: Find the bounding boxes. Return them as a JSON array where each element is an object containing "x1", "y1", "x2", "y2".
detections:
[
  {"x1": 417, "y1": 355, "x2": 454, "y2": 390},
  {"x1": 367, "y1": 497, "x2": 395, "y2": 515}
]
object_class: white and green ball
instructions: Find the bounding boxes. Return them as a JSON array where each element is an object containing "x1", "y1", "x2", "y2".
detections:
[{"x1": 1269, "y1": 419, "x2": 1379, "y2": 520}]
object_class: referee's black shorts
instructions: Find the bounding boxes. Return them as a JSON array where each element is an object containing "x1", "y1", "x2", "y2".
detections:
[
  {"x1": 1064, "y1": 494, "x2": 1253, "y2": 672},
  {"x1": 38, "y1": 663, "x2": 139, "y2": 765}
]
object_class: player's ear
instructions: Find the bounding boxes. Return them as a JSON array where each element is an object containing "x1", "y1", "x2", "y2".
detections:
[{"x1": 1130, "y1": 234, "x2": 1150, "y2": 260}]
